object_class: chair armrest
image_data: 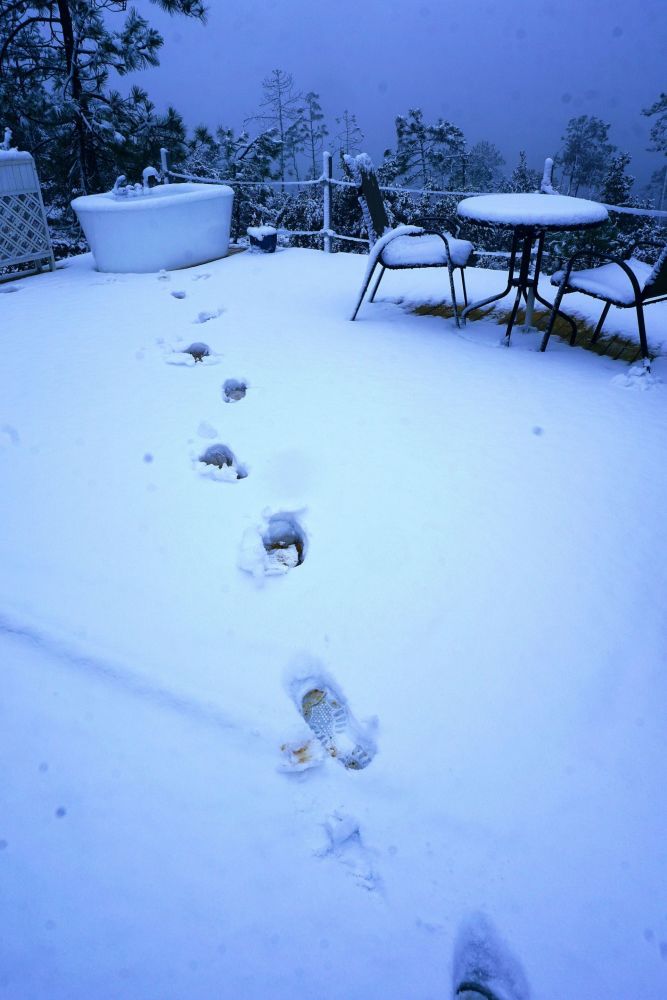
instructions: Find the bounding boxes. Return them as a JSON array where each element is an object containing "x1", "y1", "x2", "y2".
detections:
[
  {"x1": 412, "y1": 214, "x2": 459, "y2": 234},
  {"x1": 556, "y1": 250, "x2": 644, "y2": 303},
  {"x1": 552, "y1": 248, "x2": 614, "y2": 285}
]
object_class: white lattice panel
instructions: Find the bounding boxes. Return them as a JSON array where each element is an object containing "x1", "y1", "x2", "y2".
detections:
[{"x1": 0, "y1": 150, "x2": 54, "y2": 274}]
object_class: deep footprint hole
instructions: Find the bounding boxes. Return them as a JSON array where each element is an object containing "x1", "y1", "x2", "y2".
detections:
[
  {"x1": 223, "y1": 379, "x2": 247, "y2": 402},
  {"x1": 262, "y1": 513, "x2": 307, "y2": 567},
  {"x1": 183, "y1": 342, "x2": 210, "y2": 362},
  {"x1": 199, "y1": 443, "x2": 247, "y2": 479}
]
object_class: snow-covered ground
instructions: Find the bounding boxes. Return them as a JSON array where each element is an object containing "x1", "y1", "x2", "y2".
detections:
[{"x1": 1, "y1": 248, "x2": 667, "y2": 1000}]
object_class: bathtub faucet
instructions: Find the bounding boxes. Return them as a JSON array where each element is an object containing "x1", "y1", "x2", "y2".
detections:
[
  {"x1": 112, "y1": 175, "x2": 127, "y2": 195},
  {"x1": 142, "y1": 165, "x2": 161, "y2": 191}
]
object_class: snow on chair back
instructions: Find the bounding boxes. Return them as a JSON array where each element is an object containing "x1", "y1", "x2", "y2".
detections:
[
  {"x1": 343, "y1": 153, "x2": 390, "y2": 245},
  {"x1": 0, "y1": 138, "x2": 55, "y2": 280},
  {"x1": 644, "y1": 244, "x2": 667, "y2": 300}
]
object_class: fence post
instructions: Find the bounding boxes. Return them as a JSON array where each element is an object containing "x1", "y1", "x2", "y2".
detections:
[
  {"x1": 322, "y1": 150, "x2": 332, "y2": 253},
  {"x1": 160, "y1": 147, "x2": 171, "y2": 184}
]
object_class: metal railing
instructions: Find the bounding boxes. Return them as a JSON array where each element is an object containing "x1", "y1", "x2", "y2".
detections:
[{"x1": 160, "y1": 148, "x2": 667, "y2": 256}]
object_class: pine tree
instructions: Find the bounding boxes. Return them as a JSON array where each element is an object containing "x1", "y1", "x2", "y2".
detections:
[
  {"x1": 179, "y1": 123, "x2": 282, "y2": 239},
  {"x1": 251, "y1": 69, "x2": 304, "y2": 183},
  {"x1": 0, "y1": 0, "x2": 205, "y2": 193},
  {"x1": 393, "y1": 109, "x2": 465, "y2": 190},
  {"x1": 335, "y1": 110, "x2": 364, "y2": 157},
  {"x1": 642, "y1": 93, "x2": 667, "y2": 210},
  {"x1": 599, "y1": 152, "x2": 634, "y2": 205},
  {"x1": 302, "y1": 92, "x2": 328, "y2": 179},
  {"x1": 466, "y1": 141, "x2": 505, "y2": 192},
  {"x1": 642, "y1": 93, "x2": 667, "y2": 155},
  {"x1": 504, "y1": 151, "x2": 540, "y2": 193},
  {"x1": 557, "y1": 115, "x2": 615, "y2": 197}
]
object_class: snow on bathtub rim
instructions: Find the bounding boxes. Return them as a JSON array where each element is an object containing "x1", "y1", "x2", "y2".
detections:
[{"x1": 71, "y1": 181, "x2": 234, "y2": 215}]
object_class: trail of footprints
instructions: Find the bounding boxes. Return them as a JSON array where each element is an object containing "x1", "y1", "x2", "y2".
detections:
[
  {"x1": 166, "y1": 291, "x2": 309, "y2": 575},
  {"x1": 167, "y1": 289, "x2": 377, "y2": 778}
]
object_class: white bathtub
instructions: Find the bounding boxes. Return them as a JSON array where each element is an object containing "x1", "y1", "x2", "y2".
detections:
[{"x1": 71, "y1": 182, "x2": 234, "y2": 273}]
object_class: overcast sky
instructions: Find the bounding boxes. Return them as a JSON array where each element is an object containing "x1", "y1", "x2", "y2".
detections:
[{"x1": 131, "y1": 0, "x2": 665, "y2": 188}]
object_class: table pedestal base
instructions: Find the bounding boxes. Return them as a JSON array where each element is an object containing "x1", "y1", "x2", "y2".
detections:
[{"x1": 462, "y1": 227, "x2": 577, "y2": 345}]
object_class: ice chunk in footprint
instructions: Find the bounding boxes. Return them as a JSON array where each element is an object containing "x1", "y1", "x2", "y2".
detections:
[
  {"x1": 297, "y1": 678, "x2": 375, "y2": 771},
  {"x1": 262, "y1": 513, "x2": 306, "y2": 571}
]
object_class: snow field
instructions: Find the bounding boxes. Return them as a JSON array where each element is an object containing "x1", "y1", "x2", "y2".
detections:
[{"x1": 1, "y1": 248, "x2": 667, "y2": 999}]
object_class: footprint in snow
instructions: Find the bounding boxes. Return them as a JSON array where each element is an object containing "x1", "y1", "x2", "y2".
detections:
[
  {"x1": 316, "y1": 812, "x2": 382, "y2": 891},
  {"x1": 1, "y1": 424, "x2": 20, "y2": 448},
  {"x1": 198, "y1": 443, "x2": 247, "y2": 481},
  {"x1": 222, "y1": 379, "x2": 247, "y2": 402},
  {"x1": 238, "y1": 512, "x2": 307, "y2": 578},
  {"x1": 183, "y1": 341, "x2": 210, "y2": 362},
  {"x1": 194, "y1": 308, "x2": 224, "y2": 324},
  {"x1": 286, "y1": 660, "x2": 377, "y2": 771},
  {"x1": 197, "y1": 420, "x2": 218, "y2": 439},
  {"x1": 452, "y1": 913, "x2": 531, "y2": 1000},
  {"x1": 164, "y1": 342, "x2": 220, "y2": 366}
]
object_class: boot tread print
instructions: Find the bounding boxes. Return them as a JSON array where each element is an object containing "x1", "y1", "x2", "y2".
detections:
[{"x1": 301, "y1": 688, "x2": 374, "y2": 771}]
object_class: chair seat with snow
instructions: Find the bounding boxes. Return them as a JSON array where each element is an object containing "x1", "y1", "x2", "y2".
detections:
[
  {"x1": 540, "y1": 242, "x2": 667, "y2": 366},
  {"x1": 344, "y1": 153, "x2": 475, "y2": 326}
]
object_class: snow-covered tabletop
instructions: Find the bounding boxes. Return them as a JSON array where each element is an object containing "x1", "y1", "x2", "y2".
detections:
[
  {"x1": 457, "y1": 195, "x2": 608, "y2": 338},
  {"x1": 457, "y1": 193, "x2": 609, "y2": 230}
]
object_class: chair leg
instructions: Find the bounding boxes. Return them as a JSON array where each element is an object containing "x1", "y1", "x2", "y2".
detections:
[
  {"x1": 369, "y1": 265, "x2": 385, "y2": 303},
  {"x1": 635, "y1": 300, "x2": 650, "y2": 370},
  {"x1": 539, "y1": 282, "x2": 567, "y2": 353},
  {"x1": 460, "y1": 269, "x2": 469, "y2": 308},
  {"x1": 350, "y1": 262, "x2": 378, "y2": 321},
  {"x1": 448, "y1": 266, "x2": 461, "y2": 328},
  {"x1": 590, "y1": 301, "x2": 611, "y2": 344}
]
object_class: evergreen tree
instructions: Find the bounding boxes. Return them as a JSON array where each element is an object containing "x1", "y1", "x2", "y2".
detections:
[
  {"x1": 393, "y1": 109, "x2": 465, "y2": 190},
  {"x1": 645, "y1": 166, "x2": 667, "y2": 212},
  {"x1": 179, "y1": 123, "x2": 282, "y2": 239},
  {"x1": 642, "y1": 93, "x2": 667, "y2": 210},
  {"x1": 557, "y1": 115, "x2": 615, "y2": 196},
  {"x1": 599, "y1": 151, "x2": 634, "y2": 205},
  {"x1": 302, "y1": 92, "x2": 328, "y2": 179},
  {"x1": 642, "y1": 93, "x2": 667, "y2": 155},
  {"x1": 0, "y1": 0, "x2": 206, "y2": 194},
  {"x1": 251, "y1": 69, "x2": 304, "y2": 182},
  {"x1": 505, "y1": 151, "x2": 540, "y2": 193},
  {"x1": 466, "y1": 141, "x2": 505, "y2": 192},
  {"x1": 335, "y1": 110, "x2": 364, "y2": 157}
]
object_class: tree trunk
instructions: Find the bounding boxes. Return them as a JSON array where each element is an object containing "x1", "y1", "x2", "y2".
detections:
[{"x1": 56, "y1": 0, "x2": 96, "y2": 192}]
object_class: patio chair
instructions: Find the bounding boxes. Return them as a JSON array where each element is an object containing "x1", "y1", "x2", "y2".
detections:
[
  {"x1": 540, "y1": 242, "x2": 667, "y2": 367},
  {"x1": 344, "y1": 153, "x2": 475, "y2": 326}
]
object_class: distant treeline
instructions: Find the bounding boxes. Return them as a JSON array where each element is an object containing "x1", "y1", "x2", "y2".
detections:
[{"x1": 1, "y1": 3, "x2": 665, "y2": 260}]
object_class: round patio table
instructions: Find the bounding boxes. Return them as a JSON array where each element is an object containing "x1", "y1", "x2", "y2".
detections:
[{"x1": 457, "y1": 193, "x2": 609, "y2": 343}]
